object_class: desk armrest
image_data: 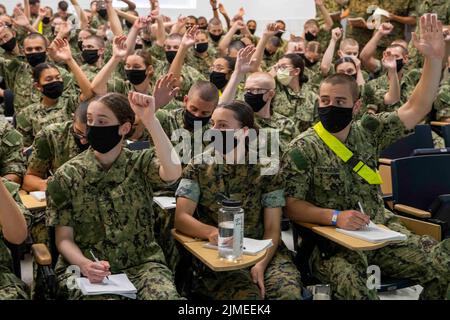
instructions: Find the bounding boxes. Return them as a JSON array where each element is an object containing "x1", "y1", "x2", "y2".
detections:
[
  {"x1": 31, "y1": 243, "x2": 52, "y2": 266},
  {"x1": 394, "y1": 204, "x2": 432, "y2": 218},
  {"x1": 378, "y1": 158, "x2": 392, "y2": 165}
]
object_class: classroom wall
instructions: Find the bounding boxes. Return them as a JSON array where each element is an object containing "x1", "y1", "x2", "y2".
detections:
[{"x1": 4, "y1": 0, "x2": 317, "y2": 37}]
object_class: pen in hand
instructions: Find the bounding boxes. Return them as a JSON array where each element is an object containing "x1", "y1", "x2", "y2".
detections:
[
  {"x1": 358, "y1": 201, "x2": 370, "y2": 229},
  {"x1": 89, "y1": 250, "x2": 110, "y2": 280}
]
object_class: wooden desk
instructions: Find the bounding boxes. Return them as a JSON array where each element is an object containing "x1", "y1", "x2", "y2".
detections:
[
  {"x1": 172, "y1": 229, "x2": 267, "y2": 272},
  {"x1": 298, "y1": 222, "x2": 394, "y2": 251},
  {"x1": 19, "y1": 191, "x2": 47, "y2": 210}
]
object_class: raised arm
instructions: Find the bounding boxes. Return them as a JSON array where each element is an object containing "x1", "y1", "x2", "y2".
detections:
[
  {"x1": 31, "y1": 7, "x2": 45, "y2": 30},
  {"x1": 210, "y1": 0, "x2": 219, "y2": 19},
  {"x1": 315, "y1": 0, "x2": 333, "y2": 31},
  {"x1": 115, "y1": 8, "x2": 138, "y2": 25},
  {"x1": 169, "y1": 15, "x2": 186, "y2": 36},
  {"x1": 126, "y1": 17, "x2": 150, "y2": 55},
  {"x1": 152, "y1": 73, "x2": 180, "y2": 111},
  {"x1": 91, "y1": 35, "x2": 128, "y2": 95},
  {"x1": 121, "y1": 0, "x2": 136, "y2": 11},
  {"x1": 0, "y1": 179, "x2": 27, "y2": 244},
  {"x1": 70, "y1": 0, "x2": 89, "y2": 30},
  {"x1": 168, "y1": 26, "x2": 198, "y2": 81},
  {"x1": 389, "y1": 13, "x2": 417, "y2": 26},
  {"x1": 382, "y1": 52, "x2": 400, "y2": 105},
  {"x1": 220, "y1": 45, "x2": 256, "y2": 104},
  {"x1": 105, "y1": 0, "x2": 123, "y2": 36},
  {"x1": 321, "y1": 27, "x2": 342, "y2": 76},
  {"x1": 218, "y1": 20, "x2": 244, "y2": 57},
  {"x1": 12, "y1": 7, "x2": 38, "y2": 33},
  {"x1": 53, "y1": 38, "x2": 94, "y2": 100},
  {"x1": 398, "y1": 14, "x2": 445, "y2": 130},
  {"x1": 251, "y1": 23, "x2": 279, "y2": 72},
  {"x1": 360, "y1": 23, "x2": 393, "y2": 73},
  {"x1": 23, "y1": 0, "x2": 30, "y2": 20},
  {"x1": 218, "y1": 3, "x2": 231, "y2": 30},
  {"x1": 128, "y1": 92, "x2": 182, "y2": 181},
  {"x1": 152, "y1": 9, "x2": 166, "y2": 47}
]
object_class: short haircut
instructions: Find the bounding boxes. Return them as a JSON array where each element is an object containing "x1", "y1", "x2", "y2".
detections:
[
  {"x1": 166, "y1": 33, "x2": 182, "y2": 42},
  {"x1": 29, "y1": 0, "x2": 40, "y2": 5},
  {"x1": 188, "y1": 80, "x2": 220, "y2": 106},
  {"x1": 58, "y1": 1, "x2": 68, "y2": 11},
  {"x1": 209, "y1": 17, "x2": 222, "y2": 26},
  {"x1": 306, "y1": 41, "x2": 322, "y2": 54},
  {"x1": 24, "y1": 32, "x2": 48, "y2": 48},
  {"x1": 320, "y1": 73, "x2": 359, "y2": 102},
  {"x1": 85, "y1": 35, "x2": 105, "y2": 48},
  {"x1": 268, "y1": 36, "x2": 282, "y2": 48},
  {"x1": 387, "y1": 43, "x2": 408, "y2": 56},
  {"x1": 304, "y1": 19, "x2": 319, "y2": 29},
  {"x1": 275, "y1": 20, "x2": 286, "y2": 28},
  {"x1": 228, "y1": 40, "x2": 245, "y2": 52},
  {"x1": 187, "y1": 15, "x2": 198, "y2": 23},
  {"x1": 340, "y1": 38, "x2": 359, "y2": 51},
  {"x1": 391, "y1": 39, "x2": 408, "y2": 51}
]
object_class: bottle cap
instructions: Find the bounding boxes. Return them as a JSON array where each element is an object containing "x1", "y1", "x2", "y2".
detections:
[{"x1": 221, "y1": 199, "x2": 242, "y2": 207}]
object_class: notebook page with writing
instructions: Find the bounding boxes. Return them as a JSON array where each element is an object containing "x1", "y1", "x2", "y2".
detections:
[
  {"x1": 76, "y1": 273, "x2": 137, "y2": 299},
  {"x1": 336, "y1": 222, "x2": 407, "y2": 243}
]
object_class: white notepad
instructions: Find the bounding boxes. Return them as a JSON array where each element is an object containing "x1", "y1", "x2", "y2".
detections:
[
  {"x1": 153, "y1": 196, "x2": 176, "y2": 209},
  {"x1": 203, "y1": 238, "x2": 273, "y2": 255},
  {"x1": 336, "y1": 222, "x2": 407, "y2": 243},
  {"x1": 76, "y1": 273, "x2": 137, "y2": 299},
  {"x1": 30, "y1": 191, "x2": 46, "y2": 202}
]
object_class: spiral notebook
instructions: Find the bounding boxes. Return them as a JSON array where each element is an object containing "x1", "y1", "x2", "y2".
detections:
[
  {"x1": 336, "y1": 222, "x2": 407, "y2": 243},
  {"x1": 76, "y1": 273, "x2": 137, "y2": 299}
]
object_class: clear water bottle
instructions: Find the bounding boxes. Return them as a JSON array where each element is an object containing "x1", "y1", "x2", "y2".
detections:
[{"x1": 218, "y1": 199, "x2": 244, "y2": 262}]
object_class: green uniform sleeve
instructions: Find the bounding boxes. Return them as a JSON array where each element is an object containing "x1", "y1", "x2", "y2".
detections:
[
  {"x1": 27, "y1": 129, "x2": 52, "y2": 177},
  {"x1": 0, "y1": 122, "x2": 25, "y2": 178},
  {"x1": 46, "y1": 172, "x2": 74, "y2": 227},
  {"x1": 281, "y1": 142, "x2": 312, "y2": 200}
]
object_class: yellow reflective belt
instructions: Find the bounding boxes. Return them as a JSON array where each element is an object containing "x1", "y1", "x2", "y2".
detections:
[
  {"x1": 313, "y1": 122, "x2": 382, "y2": 185},
  {"x1": 38, "y1": 21, "x2": 43, "y2": 34}
]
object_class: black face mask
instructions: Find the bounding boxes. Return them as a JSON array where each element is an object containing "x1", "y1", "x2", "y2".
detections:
[
  {"x1": 195, "y1": 42, "x2": 209, "y2": 54},
  {"x1": 304, "y1": 58, "x2": 318, "y2": 68},
  {"x1": 42, "y1": 81, "x2": 64, "y2": 99},
  {"x1": 318, "y1": 105, "x2": 354, "y2": 133},
  {"x1": 125, "y1": 21, "x2": 133, "y2": 29},
  {"x1": 0, "y1": 37, "x2": 16, "y2": 52},
  {"x1": 142, "y1": 39, "x2": 152, "y2": 47},
  {"x1": 87, "y1": 125, "x2": 123, "y2": 154},
  {"x1": 165, "y1": 50, "x2": 177, "y2": 64},
  {"x1": 135, "y1": 43, "x2": 143, "y2": 50},
  {"x1": 209, "y1": 33, "x2": 222, "y2": 42},
  {"x1": 264, "y1": 49, "x2": 274, "y2": 57},
  {"x1": 42, "y1": 17, "x2": 51, "y2": 24},
  {"x1": 209, "y1": 71, "x2": 228, "y2": 90},
  {"x1": 305, "y1": 31, "x2": 317, "y2": 41},
  {"x1": 77, "y1": 40, "x2": 83, "y2": 51},
  {"x1": 26, "y1": 52, "x2": 46, "y2": 67},
  {"x1": 51, "y1": 26, "x2": 56, "y2": 34},
  {"x1": 244, "y1": 92, "x2": 267, "y2": 113},
  {"x1": 212, "y1": 129, "x2": 238, "y2": 155},
  {"x1": 72, "y1": 130, "x2": 90, "y2": 152},
  {"x1": 249, "y1": 28, "x2": 256, "y2": 35},
  {"x1": 198, "y1": 25, "x2": 208, "y2": 30},
  {"x1": 82, "y1": 49, "x2": 100, "y2": 65},
  {"x1": 183, "y1": 110, "x2": 211, "y2": 131},
  {"x1": 126, "y1": 69, "x2": 147, "y2": 85},
  {"x1": 349, "y1": 73, "x2": 357, "y2": 81},
  {"x1": 396, "y1": 59, "x2": 404, "y2": 73},
  {"x1": 235, "y1": 29, "x2": 241, "y2": 36},
  {"x1": 275, "y1": 31, "x2": 284, "y2": 38},
  {"x1": 98, "y1": 9, "x2": 107, "y2": 19}
]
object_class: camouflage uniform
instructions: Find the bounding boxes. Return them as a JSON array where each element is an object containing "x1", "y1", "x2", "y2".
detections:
[
  {"x1": 46, "y1": 148, "x2": 182, "y2": 300},
  {"x1": 345, "y1": 0, "x2": 376, "y2": 52},
  {"x1": 408, "y1": 0, "x2": 450, "y2": 69},
  {"x1": 316, "y1": 0, "x2": 346, "y2": 50},
  {"x1": 0, "y1": 178, "x2": 31, "y2": 300},
  {"x1": 434, "y1": 75, "x2": 450, "y2": 122},
  {"x1": 271, "y1": 81, "x2": 319, "y2": 133},
  {"x1": 15, "y1": 95, "x2": 75, "y2": 147},
  {"x1": 0, "y1": 117, "x2": 25, "y2": 179},
  {"x1": 360, "y1": 68, "x2": 421, "y2": 114},
  {"x1": 185, "y1": 48, "x2": 216, "y2": 79},
  {"x1": 282, "y1": 112, "x2": 450, "y2": 299},
  {"x1": 81, "y1": 63, "x2": 125, "y2": 93},
  {"x1": 175, "y1": 158, "x2": 302, "y2": 300},
  {"x1": 153, "y1": 59, "x2": 207, "y2": 102},
  {"x1": 89, "y1": 15, "x2": 108, "y2": 30},
  {"x1": 255, "y1": 113, "x2": 299, "y2": 152},
  {"x1": 0, "y1": 57, "x2": 76, "y2": 114},
  {"x1": 304, "y1": 62, "x2": 324, "y2": 92}
]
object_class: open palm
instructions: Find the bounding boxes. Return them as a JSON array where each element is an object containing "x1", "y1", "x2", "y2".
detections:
[{"x1": 413, "y1": 14, "x2": 445, "y2": 59}]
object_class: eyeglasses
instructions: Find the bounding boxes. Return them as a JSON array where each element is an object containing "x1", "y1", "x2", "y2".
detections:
[
  {"x1": 70, "y1": 127, "x2": 86, "y2": 140},
  {"x1": 244, "y1": 88, "x2": 271, "y2": 95}
]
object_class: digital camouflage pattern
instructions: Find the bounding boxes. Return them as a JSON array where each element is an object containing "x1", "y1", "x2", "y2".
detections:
[
  {"x1": 271, "y1": 81, "x2": 318, "y2": 133},
  {"x1": 0, "y1": 178, "x2": 31, "y2": 300},
  {"x1": 185, "y1": 47, "x2": 216, "y2": 78},
  {"x1": 282, "y1": 112, "x2": 450, "y2": 299},
  {"x1": 434, "y1": 76, "x2": 450, "y2": 121},
  {"x1": 46, "y1": 148, "x2": 181, "y2": 300},
  {"x1": 15, "y1": 96, "x2": 75, "y2": 147},
  {"x1": 303, "y1": 62, "x2": 324, "y2": 92},
  {"x1": 254, "y1": 112, "x2": 300, "y2": 152},
  {"x1": 0, "y1": 117, "x2": 25, "y2": 179},
  {"x1": 175, "y1": 156, "x2": 302, "y2": 299}
]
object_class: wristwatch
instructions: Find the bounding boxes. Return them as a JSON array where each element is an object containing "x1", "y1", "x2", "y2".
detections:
[{"x1": 331, "y1": 210, "x2": 341, "y2": 226}]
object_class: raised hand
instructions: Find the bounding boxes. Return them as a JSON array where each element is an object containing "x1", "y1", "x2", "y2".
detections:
[
  {"x1": 153, "y1": 73, "x2": 180, "y2": 110},
  {"x1": 331, "y1": 27, "x2": 343, "y2": 41},
  {"x1": 58, "y1": 21, "x2": 72, "y2": 36},
  {"x1": 38, "y1": 7, "x2": 46, "y2": 18},
  {"x1": 134, "y1": 16, "x2": 151, "y2": 30},
  {"x1": 382, "y1": 51, "x2": 397, "y2": 71},
  {"x1": 128, "y1": 91, "x2": 156, "y2": 124},
  {"x1": 413, "y1": 14, "x2": 445, "y2": 59},
  {"x1": 231, "y1": 20, "x2": 245, "y2": 32},
  {"x1": 210, "y1": 0, "x2": 217, "y2": 8},
  {"x1": 263, "y1": 23, "x2": 280, "y2": 38},
  {"x1": 315, "y1": 0, "x2": 324, "y2": 6},
  {"x1": 181, "y1": 25, "x2": 199, "y2": 48},
  {"x1": 218, "y1": 3, "x2": 227, "y2": 15},
  {"x1": 377, "y1": 22, "x2": 394, "y2": 36},
  {"x1": 112, "y1": 35, "x2": 128, "y2": 59},
  {"x1": 235, "y1": 45, "x2": 257, "y2": 74},
  {"x1": 51, "y1": 38, "x2": 73, "y2": 62},
  {"x1": 12, "y1": 7, "x2": 30, "y2": 28},
  {"x1": 237, "y1": 7, "x2": 245, "y2": 17}
]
